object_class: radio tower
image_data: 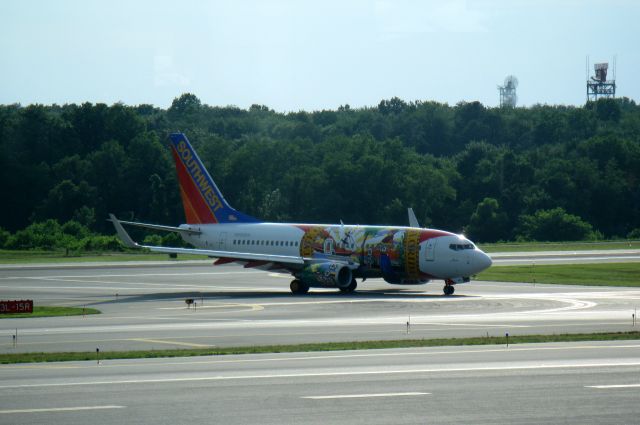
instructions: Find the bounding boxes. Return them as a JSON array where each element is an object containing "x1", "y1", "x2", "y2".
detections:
[
  {"x1": 586, "y1": 57, "x2": 616, "y2": 102},
  {"x1": 498, "y1": 75, "x2": 518, "y2": 108}
]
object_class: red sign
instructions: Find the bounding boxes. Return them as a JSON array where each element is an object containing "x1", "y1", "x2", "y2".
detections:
[{"x1": 0, "y1": 300, "x2": 34, "y2": 314}]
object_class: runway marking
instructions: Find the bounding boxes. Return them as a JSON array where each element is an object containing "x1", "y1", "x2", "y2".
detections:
[
  {"x1": 128, "y1": 338, "x2": 212, "y2": 348},
  {"x1": 1, "y1": 343, "x2": 639, "y2": 372},
  {"x1": 586, "y1": 384, "x2": 640, "y2": 389},
  {"x1": 496, "y1": 256, "x2": 640, "y2": 263},
  {"x1": 158, "y1": 303, "x2": 264, "y2": 312},
  {"x1": 24, "y1": 277, "x2": 230, "y2": 289},
  {"x1": 302, "y1": 392, "x2": 430, "y2": 399},
  {"x1": 0, "y1": 405, "x2": 126, "y2": 414},
  {"x1": 2, "y1": 361, "x2": 640, "y2": 389}
]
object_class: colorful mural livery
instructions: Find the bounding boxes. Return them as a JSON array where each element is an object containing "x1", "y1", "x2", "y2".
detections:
[
  {"x1": 110, "y1": 133, "x2": 492, "y2": 295},
  {"x1": 296, "y1": 225, "x2": 440, "y2": 284}
]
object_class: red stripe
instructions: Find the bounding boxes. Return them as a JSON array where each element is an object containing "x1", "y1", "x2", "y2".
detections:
[
  {"x1": 418, "y1": 229, "x2": 451, "y2": 242},
  {"x1": 171, "y1": 148, "x2": 217, "y2": 224}
]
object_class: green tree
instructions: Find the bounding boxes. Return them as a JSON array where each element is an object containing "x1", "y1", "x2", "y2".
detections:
[
  {"x1": 518, "y1": 208, "x2": 595, "y2": 241},
  {"x1": 466, "y1": 198, "x2": 508, "y2": 242}
]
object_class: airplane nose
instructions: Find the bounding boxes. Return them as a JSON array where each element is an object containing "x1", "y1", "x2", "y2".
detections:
[
  {"x1": 480, "y1": 252, "x2": 493, "y2": 270},
  {"x1": 475, "y1": 251, "x2": 492, "y2": 272}
]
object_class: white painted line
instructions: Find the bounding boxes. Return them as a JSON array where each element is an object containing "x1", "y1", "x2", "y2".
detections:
[
  {"x1": 2, "y1": 343, "x2": 638, "y2": 371},
  {"x1": 586, "y1": 384, "x2": 640, "y2": 389},
  {"x1": 2, "y1": 361, "x2": 640, "y2": 389},
  {"x1": 495, "y1": 256, "x2": 640, "y2": 263},
  {"x1": 303, "y1": 392, "x2": 429, "y2": 399},
  {"x1": 0, "y1": 405, "x2": 125, "y2": 414}
]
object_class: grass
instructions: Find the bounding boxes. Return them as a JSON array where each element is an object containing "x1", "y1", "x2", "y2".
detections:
[
  {"x1": 1, "y1": 331, "x2": 639, "y2": 364},
  {"x1": 477, "y1": 262, "x2": 640, "y2": 286},
  {"x1": 0, "y1": 249, "x2": 205, "y2": 264},
  {"x1": 0, "y1": 306, "x2": 100, "y2": 319},
  {"x1": 479, "y1": 240, "x2": 640, "y2": 253}
]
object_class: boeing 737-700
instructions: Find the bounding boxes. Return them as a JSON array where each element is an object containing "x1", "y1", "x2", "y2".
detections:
[{"x1": 109, "y1": 133, "x2": 492, "y2": 295}]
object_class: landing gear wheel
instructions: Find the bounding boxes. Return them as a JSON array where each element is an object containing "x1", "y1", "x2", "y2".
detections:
[
  {"x1": 339, "y1": 278, "x2": 357, "y2": 294},
  {"x1": 443, "y1": 285, "x2": 455, "y2": 296},
  {"x1": 290, "y1": 279, "x2": 309, "y2": 294}
]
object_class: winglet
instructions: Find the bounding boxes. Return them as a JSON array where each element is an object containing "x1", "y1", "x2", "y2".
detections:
[
  {"x1": 408, "y1": 208, "x2": 420, "y2": 228},
  {"x1": 108, "y1": 214, "x2": 140, "y2": 248}
]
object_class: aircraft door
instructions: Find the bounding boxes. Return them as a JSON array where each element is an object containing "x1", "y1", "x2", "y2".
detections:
[
  {"x1": 425, "y1": 238, "x2": 436, "y2": 261},
  {"x1": 218, "y1": 232, "x2": 227, "y2": 250},
  {"x1": 323, "y1": 238, "x2": 335, "y2": 255}
]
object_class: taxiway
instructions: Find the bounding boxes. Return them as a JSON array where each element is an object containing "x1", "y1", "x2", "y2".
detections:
[{"x1": 1, "y1": 259, "x2": 639, "y2": 353}]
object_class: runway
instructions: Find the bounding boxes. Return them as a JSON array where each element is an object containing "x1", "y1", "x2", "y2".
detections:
[
  {"x1": 0, "y1": 341, "x2": 639, "y2": 424},
  {"x1": 490, "y1": 249, "x2": 640, "y2": 265},
  {"x1": 1, "y1": 256, "x2": 639, "y2": 353}
]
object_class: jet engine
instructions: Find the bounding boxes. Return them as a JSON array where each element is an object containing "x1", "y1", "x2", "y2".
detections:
[{"x1": 297, "y1": 261, "x2": 353, "y2": 288}]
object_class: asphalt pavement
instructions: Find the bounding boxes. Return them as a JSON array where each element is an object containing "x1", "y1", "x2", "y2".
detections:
[
  {"x1": 1, "y1": 341, "x2": 639, "y2": 424},
  {"x1": 0, "y1": 258, "x2": 639, "y2": 353}
]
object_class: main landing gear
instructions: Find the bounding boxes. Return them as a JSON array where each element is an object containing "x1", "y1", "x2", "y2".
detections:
[
  {"x1": 290, "y1": 279, "x2": 358, "y2": 294},
  {"x1": 339, "y1": 278, "x2": 358, "y2": 294},
  {"x1": 290, "y1": 279, "x2": 309, "y2": 295},
  {"x1": 443, "y1": 279, "x2": 455, "y2": 296}
]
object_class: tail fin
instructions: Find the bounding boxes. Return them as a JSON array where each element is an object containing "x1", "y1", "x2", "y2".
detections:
[{"x1": 169, "y1": 133, "x2": 260, "y2": 224}]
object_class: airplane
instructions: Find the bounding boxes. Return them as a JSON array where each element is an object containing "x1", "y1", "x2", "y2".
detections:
[{"x1": 109, "y1": 133, "x2": 492, "y2": 295}]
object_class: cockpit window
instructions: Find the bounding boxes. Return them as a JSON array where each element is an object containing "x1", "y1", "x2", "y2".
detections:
[{"x1": 449, "y1": 243, "x2": 475, "y2": 251}]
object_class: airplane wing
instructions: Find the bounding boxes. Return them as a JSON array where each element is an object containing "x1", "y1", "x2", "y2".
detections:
[
  {"x1": 109, "y1": 214, "x2": 304, "y2": 265},
  {"x1": 107, "y1": 216, "x2": 201, "y2": 235}
]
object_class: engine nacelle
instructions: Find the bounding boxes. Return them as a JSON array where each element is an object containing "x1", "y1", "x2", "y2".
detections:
[
  {"x1": 383, "y1": 277, "x2": 430, "y2": 285},
  {"x1": 297, "y1": 261, "x2": 353, "y2": 288}
]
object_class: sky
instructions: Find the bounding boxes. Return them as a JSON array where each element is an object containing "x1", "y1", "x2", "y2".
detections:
[{"x1": 1, "y1": 0, "x2": 638, "y2": 111}]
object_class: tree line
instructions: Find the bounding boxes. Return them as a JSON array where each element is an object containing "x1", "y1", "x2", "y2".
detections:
[{"x1": 1, "y1": 93, "x2": 639, "y2": 249}]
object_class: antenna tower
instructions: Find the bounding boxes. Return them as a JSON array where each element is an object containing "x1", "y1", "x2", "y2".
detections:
[
  {"x1": 586, "y1": 56, "x2": 616, "y2": 102},
  {"x1": 498, "y1": 75, "x2": 518, "y2": 108}
]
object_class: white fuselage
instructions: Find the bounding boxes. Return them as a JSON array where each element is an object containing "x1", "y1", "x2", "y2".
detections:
[{"x1": 179, "y1": 222, "x2": 492, "y2": 281}]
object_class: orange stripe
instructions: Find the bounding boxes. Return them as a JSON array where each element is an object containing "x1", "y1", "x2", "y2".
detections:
[{"x1": 179, "y1": 185, "x2": 203, "y2": 224}]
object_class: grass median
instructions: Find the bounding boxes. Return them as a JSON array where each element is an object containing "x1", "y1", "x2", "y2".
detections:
[
  {"x1": 477, "y1": 262, "x2": 640, "y2": 286},
  {"x1": 479, "y1": 240, "x2": 640, "y2": 253},
  {"x1": 0, "y1": 306, "x2": 100, "y2": 319},
  {"x1": 1, "y1": 331, "x2": 639, "y2": 364}
]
